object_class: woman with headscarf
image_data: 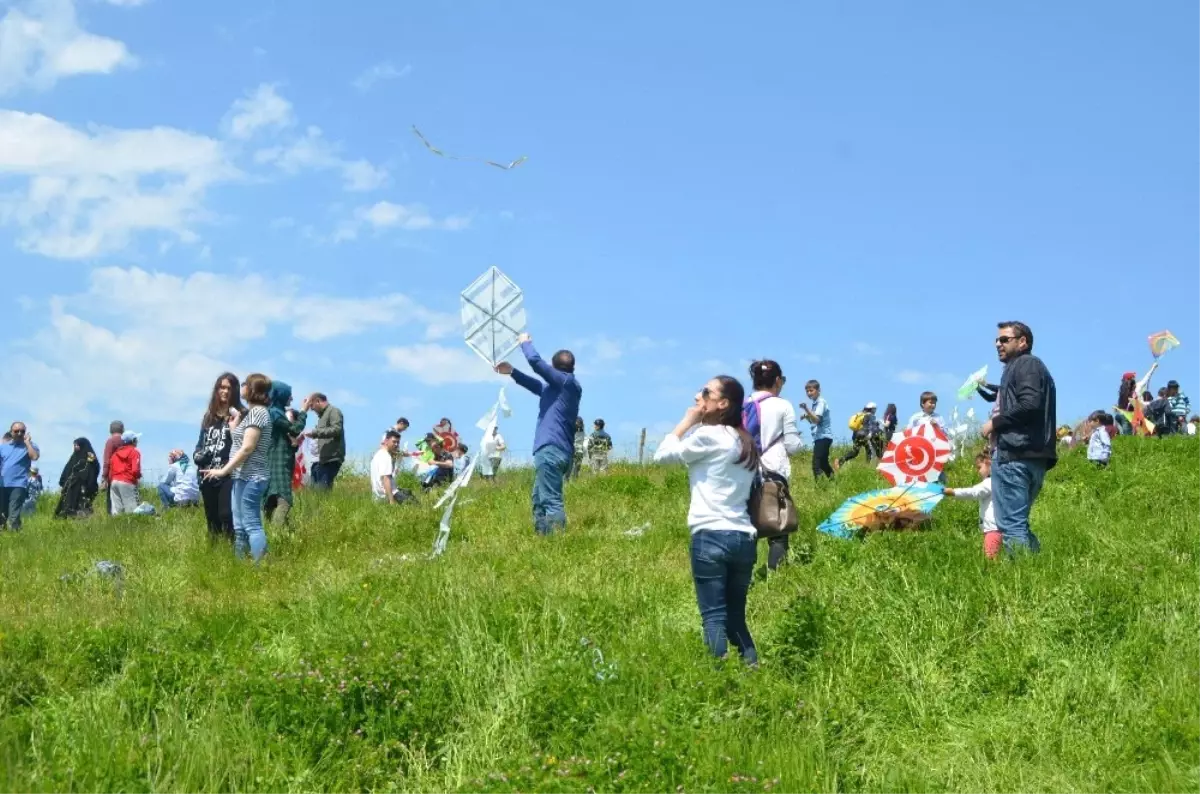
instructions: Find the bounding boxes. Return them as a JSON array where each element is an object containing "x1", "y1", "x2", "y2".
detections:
[
  {"x1": 55, "y1": 438, "x2": 100, "y2": 518},
  {"x1": 264, "y1": 379, "x2": 306, "y2": 526}
]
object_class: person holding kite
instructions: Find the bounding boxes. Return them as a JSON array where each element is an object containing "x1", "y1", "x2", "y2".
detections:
[{"x1": 495, "y1": 333, "x2": 582, "y2": 536}]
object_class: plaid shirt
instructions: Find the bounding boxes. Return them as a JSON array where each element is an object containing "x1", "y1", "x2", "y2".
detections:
[{"x1": 266, "y1": 410, "x2": 307, "y2": 502}]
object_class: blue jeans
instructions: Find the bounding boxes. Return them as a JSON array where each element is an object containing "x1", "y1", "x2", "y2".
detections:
[
  {"x1": 532, "y1": 446, "x2": 570, "y2": 535},
  {"x1": 231, "y1": 478, "x2": 269, "y2": 562},
  {"x1": 0, "y1": 486, "x2": 29, "y2": 530},
  {"x1": 690, "y1": 530, "x2": 758, "y2": 663},
  {"x1": 310, "y1": 461, "x2": 342, "y2": 490},
  {"x1": 991, "y1": 456, "x2": 1046, "y2": 554},
  {"x1": 157, "y1": 482, "x2": 176, "y2": 509}
]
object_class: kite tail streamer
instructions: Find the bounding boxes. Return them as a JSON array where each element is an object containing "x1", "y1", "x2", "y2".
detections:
[{"x1": 430, "y1": 386, "x2": 511, "y2": 556}]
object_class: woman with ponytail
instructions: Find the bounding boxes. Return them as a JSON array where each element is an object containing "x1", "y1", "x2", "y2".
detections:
[{"x1": 653, "y1": 374, "x2": 760, "y2": 665}]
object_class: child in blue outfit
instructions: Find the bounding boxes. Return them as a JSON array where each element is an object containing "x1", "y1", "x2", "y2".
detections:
[{"x1": 1086, "y1": 411, "x2": 1114, "y2": 468}]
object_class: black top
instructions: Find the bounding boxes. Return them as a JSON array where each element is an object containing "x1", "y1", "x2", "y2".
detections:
[{"x1": 991, "y1": 353, "x2": 1057, "y2": 468}]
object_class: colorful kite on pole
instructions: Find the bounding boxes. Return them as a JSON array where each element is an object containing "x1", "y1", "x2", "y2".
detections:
[
  {"x1": 1148, "y1": 330, "x2": 1180, "y2": 358},
  {"x1": 412, "y1": 125, "x2": 528, "y2": 170},
  {"x1": 876, "y1": 422, "x2": 953, "y2": 486}
]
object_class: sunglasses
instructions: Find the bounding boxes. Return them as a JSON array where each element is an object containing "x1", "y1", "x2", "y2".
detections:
[
  {"x1": 995, "y1": 335, "x2": 1018, "y2": 344},
  {"x1": 701, "y1": 387, "x2": 723, "y2": 400}
]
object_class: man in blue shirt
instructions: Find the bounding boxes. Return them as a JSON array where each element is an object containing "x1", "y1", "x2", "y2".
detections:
[
  {"x1": 496, "y1": 333, "x2": 582, "y2": 535},
  {"x1": 0, "y1": 421, "x2": 41, "y2": 532},
  {"x1": 799, "y1": 380, "x2": 834, "y2": 479}
]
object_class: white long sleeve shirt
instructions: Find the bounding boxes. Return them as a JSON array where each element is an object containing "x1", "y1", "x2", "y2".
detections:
[
  {"x1": 749, "y1": 391, "x2": 804, "y2": 479},
  {"x1": 653, "y1": 425, "x2": 755, "y2": 535},
  {"x1": 162, "y1": 460, "x2": 200, "y2": 504},
  {"x1": 951, "y1": 476, "x2": 995, "y2": 533}
]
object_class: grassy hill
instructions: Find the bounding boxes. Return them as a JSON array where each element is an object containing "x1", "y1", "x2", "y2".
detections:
[{"x1": 1, "y1": 436, "x2": 1197, "y2": 792}]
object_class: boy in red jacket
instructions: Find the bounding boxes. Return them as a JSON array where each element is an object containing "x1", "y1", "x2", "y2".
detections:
[{"x1": 109, "y1": 432, "x2": 143, "y2": 515}]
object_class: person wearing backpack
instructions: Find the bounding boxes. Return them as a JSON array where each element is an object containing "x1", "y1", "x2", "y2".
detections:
[
  {"x1": 834, "y1": 402, "x2": 882, "y2": 471},
  {"x1": 744, "y1": 360, "x2": 804, "y2": 570}
]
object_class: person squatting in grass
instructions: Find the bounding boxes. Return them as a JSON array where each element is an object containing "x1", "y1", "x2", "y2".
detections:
[
  {"x1": 495, "y1": 332, "x2": 582, "y2": 536},
  {"x1": 654, "y1": 374, "x2": 760, "y2": 665},
  {"x1": 944, "y1": 451, "x2": 1001, "y2": 559},
  {"x1": 194, "y1": 373, "x2": 243, "y2": 544},
  {"x1": 264, "y1": 380, "x2": 306, "y2": 526},
  {"x1": 981, "y1": 321, "x2": 1057, "y2": 555},
  {"x1": 158, "y1": 450, "x2": 200, "y2": 509},
  {"x1": 203, "y1": 373, "x2": 273, "y2": 562},
  {"x1": 745, "y1": 359, "x2": 803, "y2": 571},
  {"x1": 799, "y1": 379, "x2": 833, "y2": 479},
  {"x1": 370, "y1": 430, "x2": 411, "y2": 504}
]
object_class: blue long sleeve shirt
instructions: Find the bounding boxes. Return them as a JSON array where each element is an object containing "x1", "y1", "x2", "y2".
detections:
[{"x1": 509, "y1": 342, "x2": 582, "y2": 457}]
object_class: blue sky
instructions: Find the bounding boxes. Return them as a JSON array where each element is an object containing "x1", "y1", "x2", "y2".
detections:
[{"x1": 2, "y1": 0, "x2": 1196, "y2": 481}]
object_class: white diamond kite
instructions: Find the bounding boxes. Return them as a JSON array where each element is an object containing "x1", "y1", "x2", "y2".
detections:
[{"x1": 461, "y1": 266, "x2": 527, "y2": 367}]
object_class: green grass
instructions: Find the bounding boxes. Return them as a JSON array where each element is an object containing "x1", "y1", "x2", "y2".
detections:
[{"x1": 1, "y1": 436, "x2": 1197, "y2": 793}]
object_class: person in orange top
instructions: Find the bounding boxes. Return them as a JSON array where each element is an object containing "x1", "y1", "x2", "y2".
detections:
[{"x1": 109, "y1": 432, "x2": 143, "y2": 515}]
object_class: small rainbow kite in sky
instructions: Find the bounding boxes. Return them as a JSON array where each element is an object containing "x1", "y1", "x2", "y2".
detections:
[{"x1": 1148, "y1": 330, "x2": 1180, "y2": 358}]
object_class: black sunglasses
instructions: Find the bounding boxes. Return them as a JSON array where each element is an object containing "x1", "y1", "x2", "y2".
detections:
[
  {"x1": 701, "y1": 386, "x2": 723, "y2": 400},
  {"x1": 996, "y1": 335, "x2": 1018, "y2": 344}
]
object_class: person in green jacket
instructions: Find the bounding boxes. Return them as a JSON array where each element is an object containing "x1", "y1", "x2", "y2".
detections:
[
  {"x1": 264, "y1": 381, "x2": 306, "y2": 524},
  {"x1": 301, "y1": 392, "x2": 345, "y2": 490}
]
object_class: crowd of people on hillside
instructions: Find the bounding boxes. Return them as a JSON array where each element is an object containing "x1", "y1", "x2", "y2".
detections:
[{"x1": 0, "y1": 321, "x2": 1193, "y2": 671}]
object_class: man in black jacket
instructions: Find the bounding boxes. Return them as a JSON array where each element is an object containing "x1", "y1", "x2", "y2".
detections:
[{"x1": 980, "y1": 321, "x2": 1056, "y2": 554}]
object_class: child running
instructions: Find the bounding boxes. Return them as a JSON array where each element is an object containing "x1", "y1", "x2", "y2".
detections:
[
  {"x1": 944, "y1": 451, "x2": 1000, "y2": 559},
  {"x1": 1086, "y1": 410, "x2": 1114, "y2": 468}
]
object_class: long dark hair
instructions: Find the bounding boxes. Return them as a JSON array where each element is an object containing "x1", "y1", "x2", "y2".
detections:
[
  {"x1": 884, "y1": 402, "x2": 897, "y2": 420},
  {"x1": 1117, "y1": 375, "x2": 1135, "y2": 411},
  {"x1": 713, "y1": 375, "x2": 758, "y2": 471},
  {"x1": 203, "y1": 372, "x2": 245, "y2": 427},
  {"x1": 749, "y1": 359, "x2": 783, "y2": 392}
]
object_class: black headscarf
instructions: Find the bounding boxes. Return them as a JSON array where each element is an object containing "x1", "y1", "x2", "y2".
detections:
[{"x1": 60, "y1": 437, "x2": 96, "y2": 487}]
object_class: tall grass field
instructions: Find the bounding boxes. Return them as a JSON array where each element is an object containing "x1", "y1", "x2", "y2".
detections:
[{"x1": 1, "y1": 436, "x2": 1197, "y2": 792}]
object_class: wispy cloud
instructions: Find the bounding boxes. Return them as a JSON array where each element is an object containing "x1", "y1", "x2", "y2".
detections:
[
  {"x1": 854, "y1": 341, "x2": 883, "y2": 356},
  {"x1": 223, "y1": 83, "x2": 294, "y2": 139},
  {"x1": 352, "y1": 61, "x2": 411, "y2": 93},
  {"x1": 333, "y1": 201, "x2": 470, "y2": 241},
  {"x1": 0, "y1": 0, "x2": 138, "y2": 96}
]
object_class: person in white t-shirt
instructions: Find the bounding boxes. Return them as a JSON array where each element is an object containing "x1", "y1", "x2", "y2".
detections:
[
  {"x1": 479, "y1": 427, "x2": 506, "y2": 479},
  {"x1": 746, "y1": 359, "x2": 803, "y2": 571},
  {"x1": 654, "y1": 374, "x2": 760, "y2": 666},
  {"x1": 370, "y1": 431, "x2": 403, "y2": 504}
]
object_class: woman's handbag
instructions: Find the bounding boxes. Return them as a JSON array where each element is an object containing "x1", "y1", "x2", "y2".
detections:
[{"x1": 749, "y1": 467, "x2": 798, "y2": 539}]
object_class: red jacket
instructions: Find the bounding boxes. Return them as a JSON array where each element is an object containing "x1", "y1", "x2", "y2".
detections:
[{"x1": 109, "y1": 445, "x2": 142, "y2": 484}]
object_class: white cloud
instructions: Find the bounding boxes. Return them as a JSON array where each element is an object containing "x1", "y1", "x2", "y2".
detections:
[
  {"x1": 351, "y1": 61, "x2": 410, "y2": 93},
  {"x1": 0, "y1": 266, "x2": 460, "y2": 473},
  {"x1": 334, "y1": 200, "x2": 470, "y2": 241},
  {"x1": 800, "y1": 353, "x2": 822, "y2": 364},
  {"x1": 223, "y1": 82, "x2": 294, "y2": 139},
  {"x1": 0, "y1": 0, "x2": 137, "y2": 95},
  {"x1": 383, "y1": 344, "x2": 499, "y2": 386},
  {"x1": 254, "y1": 125, "x2": 388, "y2": 191},
  {"x1": 102, "y1": 0, "x2": 151, "y2": 6},
  {"x1": 0, "y1": 109, "x2": 235, "y2": 259},
  {"x1": 854, "y1": 341, "x2": 883, "y2": 356}
]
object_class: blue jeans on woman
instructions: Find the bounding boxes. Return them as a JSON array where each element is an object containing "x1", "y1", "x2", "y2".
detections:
[
  {"x1": 689, "y1": 529, "x2": 758, "y2": 664},
  {"x1": 991, "y1": 456, "x2": 1046, "y2": 554},
  {"x1": 231, "y1": 477, "x2": 269, "y2": 562},
  {"x1": 532, "y1": 446, "x2": 570, "y2": 535}
]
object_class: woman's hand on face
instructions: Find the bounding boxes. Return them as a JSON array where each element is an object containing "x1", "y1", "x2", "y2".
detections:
[{"x1": 683, "y1": 405, "x2": 704, "y2": 426}]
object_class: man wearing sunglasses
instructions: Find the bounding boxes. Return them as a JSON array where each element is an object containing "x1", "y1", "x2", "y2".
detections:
[{"x1": 979, "y1": 321, "x2": 1057, "y2": 555}]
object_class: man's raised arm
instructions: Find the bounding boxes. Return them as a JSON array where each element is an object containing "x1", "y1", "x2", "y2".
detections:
[{"x1": 522, "y1": 340, "x2": 570, "y2": 388}]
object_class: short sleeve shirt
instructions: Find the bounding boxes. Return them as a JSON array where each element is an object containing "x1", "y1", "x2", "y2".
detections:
[
  {"x1": 231, "y1": 406, "x2": 273, "y2": 481},
  {"x1": 370, "y1": 448, "x2": 396, "y2": 500},
  {"x1": 809, "y1": 398, "x2": 832, "y2": 441}
]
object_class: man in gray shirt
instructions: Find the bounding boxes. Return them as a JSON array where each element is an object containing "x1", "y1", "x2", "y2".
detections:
[{"x1": 301, "y1": 393, "x2": 345, "y2": 490}]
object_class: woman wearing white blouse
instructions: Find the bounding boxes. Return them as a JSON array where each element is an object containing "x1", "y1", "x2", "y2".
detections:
[{"x1": 654, "y1": 375, "x2": 760, "y2": 665}]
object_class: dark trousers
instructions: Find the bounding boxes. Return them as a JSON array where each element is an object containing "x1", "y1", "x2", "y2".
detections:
[
  {"x1": 767, "y1": 535, "x2": 789, "y2": 570},
  {"x1": 690, "y1": 530, "x2": 758, "y2": 663},
  {"x1": 0, "y1": 486, "x2": 29, "y2": 531},
  {"x1": 812, "y1": 438, "x2": 834, "y2": 479},
  {"x1": 200, "y1": 478, "x2": 234, "y2": 541},
  {"x1": 310, "y1": 460, "x2": 342, "y2": 490},
  {"x1": 838, "y1": 435, "x2": 881, "y2": 466}
]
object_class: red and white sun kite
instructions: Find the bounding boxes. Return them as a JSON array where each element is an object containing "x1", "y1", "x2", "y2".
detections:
[{"x1": 877, "y1": 422, "x2": 953, "y2": 486}]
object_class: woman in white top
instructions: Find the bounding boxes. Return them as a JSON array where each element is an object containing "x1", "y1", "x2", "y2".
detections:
[
  {"x1": 747, "y1": 360, "x2": 804, "y2": 570},
  {"x1": 654, "y1": 375, "x2": 760, "y2": 665}
]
